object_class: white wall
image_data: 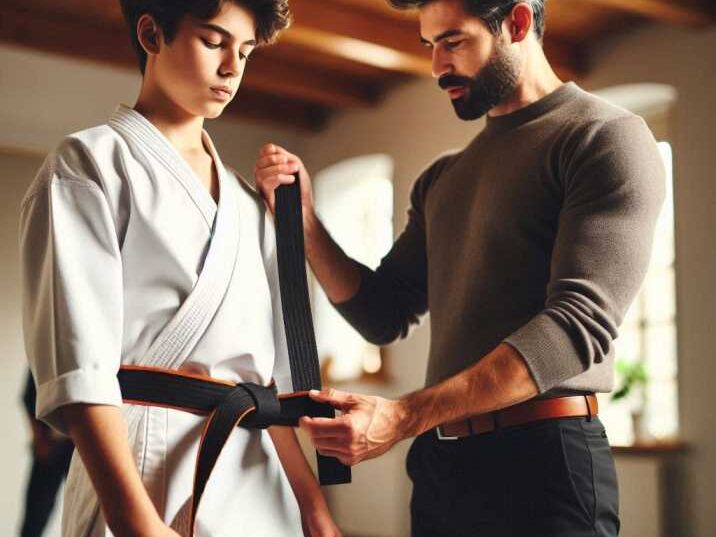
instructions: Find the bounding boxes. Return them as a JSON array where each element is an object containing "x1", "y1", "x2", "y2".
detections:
[
  {"x1": 0, "y1": 44, "x2": 307, "y2": 177},
  {"x1": 0, "y1": 150, "x2": 59, "y2": 536},
  {"x1": 583, "y1": 23, "x2": 716, "y2": 537},
  {"x1": 0, "y1": 43, "x2": 306, "y2": 536}
]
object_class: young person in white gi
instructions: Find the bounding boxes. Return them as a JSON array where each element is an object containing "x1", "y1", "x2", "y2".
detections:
[
  {"x1": 20, "y1": 1, "x2": 341, "y2": 536},
  {"x1": 255, "y1": 0, "x2": 666, "y2": 535}
]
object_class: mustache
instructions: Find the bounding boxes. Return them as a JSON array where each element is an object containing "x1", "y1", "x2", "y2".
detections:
[{"x1": 438, "y1": 74, "x2": 472, "y2": 89}]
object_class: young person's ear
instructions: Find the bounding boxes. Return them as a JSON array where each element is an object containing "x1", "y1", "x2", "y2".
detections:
[
  {"x1": 507, "y1": 3, "x2": 533, "y2": 43},
  {"x1": 137, "y1": 14, "x2": 162, "y2": 55}
]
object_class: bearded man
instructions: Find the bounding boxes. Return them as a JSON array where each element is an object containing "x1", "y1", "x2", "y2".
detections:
[{"x1": 255, "y1": 1, "x2": 666, "y2": 535}]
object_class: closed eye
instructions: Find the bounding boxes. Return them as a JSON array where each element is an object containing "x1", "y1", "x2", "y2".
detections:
[
  {"x1": 202, "y1": 38, "x2": 224, "y2": 49},
  {"x1": 444, "y1": 39, "x2": 465, "y2": 51}
]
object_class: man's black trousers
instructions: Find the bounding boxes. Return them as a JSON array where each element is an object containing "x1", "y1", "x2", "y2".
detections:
[{"x1": 408, "y1": 416, "x2": 620, "y2": 537}]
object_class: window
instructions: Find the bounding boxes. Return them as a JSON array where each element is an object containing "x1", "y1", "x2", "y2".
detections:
[
  {"x1": 598, "y1": 142, "x2": 678, "y2": 445},
  {"x1": 591, "y1": 84, "x2": 679, "y2": 446},
  {"x1": 311, "y1": 154, "x2": 394, "y2": 382}
]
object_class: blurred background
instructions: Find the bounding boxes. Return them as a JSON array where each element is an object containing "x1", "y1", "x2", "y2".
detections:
[{"x1": 1, "y1": 0, "x2": 714, "y2": 536}]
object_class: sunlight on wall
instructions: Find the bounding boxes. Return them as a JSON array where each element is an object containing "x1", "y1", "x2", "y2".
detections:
[
  {"x1": 593, "y1": 83, "x2": 679, "y2": 446},
  {"x1": 312, "y1": 155, "x2": 394, "y2": 382}
]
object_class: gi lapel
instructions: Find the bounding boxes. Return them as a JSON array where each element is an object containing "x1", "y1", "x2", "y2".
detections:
[{"x1": 109, "y1": 105, "x2": 240, "y2": 369}]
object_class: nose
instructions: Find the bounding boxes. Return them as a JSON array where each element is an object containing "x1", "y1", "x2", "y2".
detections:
[
  {"x1": 219, "y1": 48, "x2": 243, "y2": 79},
  {"x1": 431, "y1": 47, "x2": 452, "y2": 79}
]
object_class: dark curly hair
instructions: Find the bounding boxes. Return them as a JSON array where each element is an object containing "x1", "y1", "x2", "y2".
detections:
[
  {"x1": 119, "y1": 0, "x2": 292, "y2": 74},
  {"x1": 388, "y1": 0, "x2": 546, "y2": 41}
]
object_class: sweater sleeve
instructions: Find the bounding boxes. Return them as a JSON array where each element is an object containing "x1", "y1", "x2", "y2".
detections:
[
  {"x1": 504, "y1": 115, "x2": 666, "y2": 392},
  {"x1": 331, "y1": 157, "x2": 451, "y2": 345},
  {"x1": 20, "y1": 173, "x2": 125, "y2": 434}
]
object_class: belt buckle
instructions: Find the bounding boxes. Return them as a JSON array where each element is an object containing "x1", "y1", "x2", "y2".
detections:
[{"x1": 436, "y1": 425, "x2": 459, "y2": 441}]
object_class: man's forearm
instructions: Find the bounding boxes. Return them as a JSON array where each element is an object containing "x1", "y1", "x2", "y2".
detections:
[
  {"x1": 62, "y1": 404, "x2": 164, "y2": 537},
  {"x1": 303, "y1": 208, "x2": 361, "y2": 304},
  {"x1": 398, "y1": 343, "x2": 539, "y2": 438}
]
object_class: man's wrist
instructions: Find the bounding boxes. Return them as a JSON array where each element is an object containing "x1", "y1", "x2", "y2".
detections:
[{"x1": 394, "y1": 395, "x2": 422, "y2": 440}]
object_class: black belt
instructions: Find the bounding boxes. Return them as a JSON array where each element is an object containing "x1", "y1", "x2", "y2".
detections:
[{"x1": 117, "y1": 176, "x2": 350, "y2": 535}]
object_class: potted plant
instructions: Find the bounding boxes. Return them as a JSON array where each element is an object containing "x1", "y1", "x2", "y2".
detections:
[{"x1": 612, "y1": 358, "x2": 651, "y2": 443}]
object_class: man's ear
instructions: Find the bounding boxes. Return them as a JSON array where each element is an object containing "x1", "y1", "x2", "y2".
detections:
[
  {"x1": 507, "y1": 3, "x2": 533, "y2": 43},
  {"x1": 137, "y1": 13, "x2": 162, "y2": 55}
]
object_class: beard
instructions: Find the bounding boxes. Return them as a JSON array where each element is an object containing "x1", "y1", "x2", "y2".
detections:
[{"x1": 439, "y1": 41, "x2": 521, "y2": 121}]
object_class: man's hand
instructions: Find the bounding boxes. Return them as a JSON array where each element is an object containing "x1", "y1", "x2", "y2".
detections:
[
  {"x1": 299, "y1": 389, "x2": 412, "y2": 466},
  {"x1": 254, "y1": 143, "x2": 314, "y2": 217}
]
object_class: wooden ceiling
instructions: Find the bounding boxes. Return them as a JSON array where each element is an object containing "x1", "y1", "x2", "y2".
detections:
[{"x1": 1, "y1": 0, "x2": 714, "y2": 130}]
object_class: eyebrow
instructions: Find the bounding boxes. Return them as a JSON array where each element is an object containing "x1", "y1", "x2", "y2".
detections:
[
  {"x1": 197, "y1": 22, "x2": 257, "y2": 46},
  {"x1": 420, "y1": 29, "x2": 464, "y2": 47}
]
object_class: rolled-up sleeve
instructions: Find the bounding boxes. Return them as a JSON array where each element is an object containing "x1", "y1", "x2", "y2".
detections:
[
  {"x1": 504, "y1": 116, "x2": 666, "y2": 392},
  {"x1": 20, "y1": 175, "x2": 124, "y2": 434}
]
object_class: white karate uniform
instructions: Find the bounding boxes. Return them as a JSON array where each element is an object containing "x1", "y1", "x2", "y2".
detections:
[{"x1": 19, "y1": 105, "x2": 303, "y2": 537}]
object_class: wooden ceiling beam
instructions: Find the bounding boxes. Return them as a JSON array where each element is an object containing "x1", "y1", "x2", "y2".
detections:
[
  {"x1": 287, "y1": 0, "x2": 588, "y2": 80},
  {"x1": 0, "y1": 4, "x2": 332, "y2": 129},
  {"x1": 584, "y1": 0, "x2": 716, "y2": 27},
  {"x1": 1, "y1": 0, "x2": 587, "y2": 85},
  {"x1": 1, "y1": 0, "x2": 434, "y2": 76},
  {"x1": 286, "y1": 0, "x2": 432, "y2": 75},
  {"x1": 0, "y1": 3, "x2": 377, "y2": 109}
]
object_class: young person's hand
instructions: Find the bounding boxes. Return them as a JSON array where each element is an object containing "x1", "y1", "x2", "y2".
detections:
[
  {"x1": 254, "y1": 144, "x2": 315, "y2": 218},
  {"x1": 300, "y1": 502, "x2": 343, "y2": 537},
  {"x1": 155, "y1": 525, "x2": 183, "y2": 537},
  {"x1": 116, "y1": 517, "x2": 182, "y2": 537}
]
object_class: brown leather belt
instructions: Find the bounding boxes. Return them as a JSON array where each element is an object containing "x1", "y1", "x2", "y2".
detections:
[{"x1": 437, "y1": 394, "x2": 598, "y2": 440}]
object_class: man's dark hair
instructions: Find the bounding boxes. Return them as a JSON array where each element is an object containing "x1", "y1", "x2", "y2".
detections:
[
  {"x1": 119, "y1": 0, "x2": 292, "y2": 74},
  {"x1": 388, "y1": 0, "x2": 546, "y2": 41}
]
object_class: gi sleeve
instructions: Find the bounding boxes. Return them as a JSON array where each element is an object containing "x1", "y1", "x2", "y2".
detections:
[
  {"x1": 504, "y1": 115, "x2": 666, "y2": 393},
  {"x1": 20, "y1": 174, "x2": 124, "y2": 434}
]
